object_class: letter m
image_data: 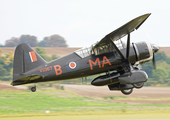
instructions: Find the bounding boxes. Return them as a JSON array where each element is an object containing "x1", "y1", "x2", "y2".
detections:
[{"x1": 89, "y1": 58, "x2": 101, "y2": 70}]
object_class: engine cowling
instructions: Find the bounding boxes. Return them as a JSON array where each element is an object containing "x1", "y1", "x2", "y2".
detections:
[{"x1": 133, "y1": 41, "x2": 153, "y2": 64}]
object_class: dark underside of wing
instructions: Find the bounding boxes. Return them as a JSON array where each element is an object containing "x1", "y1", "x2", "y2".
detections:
[{"x1": 94, "y1": 13, "x2": 151, "y2": 48}]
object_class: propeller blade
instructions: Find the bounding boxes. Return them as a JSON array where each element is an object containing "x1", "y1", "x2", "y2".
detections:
[{"x1": 152, "y1": 53, "x2": 156, "y2": 69}]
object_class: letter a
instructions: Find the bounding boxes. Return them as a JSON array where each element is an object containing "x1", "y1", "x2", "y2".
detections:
[{"x1": 102, "y1": 56, "x2": 111, "y2": 67}]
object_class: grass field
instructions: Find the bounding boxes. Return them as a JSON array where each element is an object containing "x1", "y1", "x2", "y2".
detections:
[
  {"x1": 1, "y1": 112, "x2": 170, "y2": 120},
  {"x1": 0, "y1": 90, "x2": 147, "y2": 115},
  {"x1": 0, "y1": 89, "x2": 170, "y2": 119}
]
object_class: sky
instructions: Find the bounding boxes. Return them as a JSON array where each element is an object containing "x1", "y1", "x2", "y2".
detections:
[{"x1": 0, "y1": 0, "x2": 170, "y2": 47}]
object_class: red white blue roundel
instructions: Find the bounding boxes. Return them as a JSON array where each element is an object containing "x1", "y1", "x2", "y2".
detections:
[{"x1": 69, "y1": 62, "x2": 76, "y2": 69}]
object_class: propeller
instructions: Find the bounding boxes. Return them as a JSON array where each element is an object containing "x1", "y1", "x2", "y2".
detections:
[
  {"x1": 152, "y1": 45, "x2": 159, "y2": 69},
  {"x1": 152, "y1": 52, "x2": 156, "y2": 69}
]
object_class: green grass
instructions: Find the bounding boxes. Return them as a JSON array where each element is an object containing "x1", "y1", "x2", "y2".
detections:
[
  {"x1": 0, "y1": 90, "x2": 122, "y2": 115},
  {"x1": 1, "y1": 112, "x2": 170, "y2": 120},
  {"x1": 103, "y1": 95, "x2": 170, "y2": 101},
  {"x1": 0, "y1": 89, "x2": 170, "y2": 116}
]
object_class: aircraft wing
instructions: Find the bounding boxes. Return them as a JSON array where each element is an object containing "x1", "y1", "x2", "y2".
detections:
[{"x1": 93, "y1": 13, "x2": 151, "y2": 48}]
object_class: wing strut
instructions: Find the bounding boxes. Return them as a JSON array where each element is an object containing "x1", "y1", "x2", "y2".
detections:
[
  {"x1": 126, "y1": 33, "x2": 130, "y2": 60},
  {"x1": 109, "y1": 38, "x2": 125, "y2": 60}
]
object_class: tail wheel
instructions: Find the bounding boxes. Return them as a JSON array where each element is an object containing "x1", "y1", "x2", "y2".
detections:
[
  {"x1": 31, "y1": 87, "x2": 36, "y2": 92},
  {"x1": 132, "y1": 82, "x2": 144, "y2": 89},
  {"x1": 121, "y1": 88, "x2": 133, "y2": 95}
]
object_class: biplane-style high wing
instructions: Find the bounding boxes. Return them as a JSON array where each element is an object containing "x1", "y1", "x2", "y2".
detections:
[
  {"x1": 11, "y1": 13, "x2": 159, "y2": 95},
  {"x1": 93, "y1": 13, "x2": 151, "y2": 60},
  {"x1": 95, "y1": 13, "x2": 150, "y2": 46}
]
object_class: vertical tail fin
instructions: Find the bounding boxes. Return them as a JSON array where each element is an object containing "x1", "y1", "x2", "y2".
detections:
[{"x1": 12, "y1": 43, "x2": 46, "y2": 85}]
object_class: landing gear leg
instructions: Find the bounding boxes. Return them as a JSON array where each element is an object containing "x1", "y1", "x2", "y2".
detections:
[{"x1": 31, "y1": 83, "x2": 37, "y2": 92}]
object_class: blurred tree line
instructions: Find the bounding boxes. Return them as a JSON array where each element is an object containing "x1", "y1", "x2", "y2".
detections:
[
  {"x1": 142, "y1": 52, "x2": 170, "y2": 86},
  {"x1": 0, "y1": 50, "x2": 13, "y2": 80},
  {"x1": 0, "y1": 47, "x2": 59, "y2": 81},
  {"x1": 3, "y1": 34, "x2": 68, "y2": 47}
]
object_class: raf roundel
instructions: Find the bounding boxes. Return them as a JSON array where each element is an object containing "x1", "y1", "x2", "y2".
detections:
[{"x1": 69, "y1": 62, "x2": 76, "y2": 69}]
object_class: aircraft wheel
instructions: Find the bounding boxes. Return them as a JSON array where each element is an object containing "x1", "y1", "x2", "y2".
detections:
[
  {"x1": 132, "y1": 82, "x2": 144, "y2": 89},
  {"x1": 31, "y1": 87, "x2": 36, "y2": 92},
  {"x1": 121, "y1": 88, "x2": 133, "y2": 95}
]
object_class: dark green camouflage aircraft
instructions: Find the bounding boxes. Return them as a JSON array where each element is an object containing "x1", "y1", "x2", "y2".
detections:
[{"x1": 11, "y1": 13, "x2": 159, "y2": 95}]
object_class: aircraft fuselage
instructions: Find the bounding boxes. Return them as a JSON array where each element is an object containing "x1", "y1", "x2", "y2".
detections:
[{"x1": 31, "y1": 45, "x2": 137, "y2": 83}]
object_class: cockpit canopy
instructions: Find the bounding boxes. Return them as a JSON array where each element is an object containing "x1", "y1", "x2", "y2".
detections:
[{"x1": 74, "y1": 40, "x2": 126, "y2": 58}]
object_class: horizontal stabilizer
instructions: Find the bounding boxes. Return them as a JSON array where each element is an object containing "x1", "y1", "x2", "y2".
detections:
[{"x1": 11, "y1": 75, "x2": 42, "y2": 85}]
